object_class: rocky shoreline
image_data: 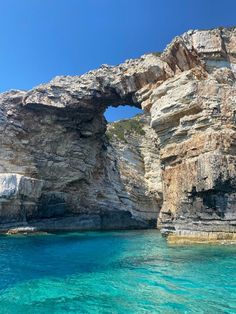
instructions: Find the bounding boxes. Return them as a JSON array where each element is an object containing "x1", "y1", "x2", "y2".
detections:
[{"x1": 168, "y1": 230, "x2": 236, "y2": 245}]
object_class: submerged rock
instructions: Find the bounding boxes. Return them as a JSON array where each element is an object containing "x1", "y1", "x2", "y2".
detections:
[{"x1": 0, "y1": 27, "x2": 236, "y2": 242}]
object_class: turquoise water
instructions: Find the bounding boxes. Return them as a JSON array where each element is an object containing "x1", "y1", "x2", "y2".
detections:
[{"x1": 0, "y1": 230, "x2": 235, "y2": 313}]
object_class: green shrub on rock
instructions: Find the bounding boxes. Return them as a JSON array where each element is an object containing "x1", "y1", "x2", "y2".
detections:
[{"x1": 106, "y1": 116, "x2": 145, "y2": 142}]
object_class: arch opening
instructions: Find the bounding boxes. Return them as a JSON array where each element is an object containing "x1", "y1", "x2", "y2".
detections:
[{"x1": 104, "y1": 104, "x2": 143, "y2": 122}]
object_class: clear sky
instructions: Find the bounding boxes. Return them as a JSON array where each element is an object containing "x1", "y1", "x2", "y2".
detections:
[{"x1": 0, "y1": 0, "x2": 235, "y2": 121}]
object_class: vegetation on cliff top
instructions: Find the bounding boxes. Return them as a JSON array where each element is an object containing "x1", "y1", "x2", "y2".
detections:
[
  {"x1": 106, "y1": 115, "x2": 145, "y2": 142},
  {"x1": 151, "y1": 51, "x2": 162, "y2": 57}
]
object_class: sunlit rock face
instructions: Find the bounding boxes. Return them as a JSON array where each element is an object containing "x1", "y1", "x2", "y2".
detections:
[
  {"x1": 153, "y1": 70, "x2": 236, "y2": 237},
  {"x1": 148, "y1": 28, "x2": 236, "y2": 241},
  {"x1": 0, "y1": 27, "x2": 236, "y2": 240}
]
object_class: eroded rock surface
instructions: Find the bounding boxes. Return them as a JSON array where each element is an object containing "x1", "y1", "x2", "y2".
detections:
[
  {"x1": 150, "y1": 27, "x2": 236, "y2": 242},
  {"x1": 0, "y1": 27, "x2": 236, "y2": 241},
  {"x1": 106, "y1": 114, "x2": 162, "y2": 225}
]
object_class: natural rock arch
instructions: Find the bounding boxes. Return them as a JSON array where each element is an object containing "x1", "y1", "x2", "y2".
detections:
[{"x1": 0, "y1": 27, "x2": 236, "y2": 243}]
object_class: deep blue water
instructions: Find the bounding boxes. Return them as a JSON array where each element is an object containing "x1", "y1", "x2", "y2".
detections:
[{"x1": 0, "y1": 230, "x2": 235, "y2": 313}]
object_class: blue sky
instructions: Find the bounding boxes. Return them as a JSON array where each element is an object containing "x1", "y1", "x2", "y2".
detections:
[{"x1": 0, "y1": 0, "x2": 235, "y2": 121}]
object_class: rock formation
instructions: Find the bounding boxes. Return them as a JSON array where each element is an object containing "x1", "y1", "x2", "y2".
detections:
[
  {"x1": 0, "y1": 27, "x2": 236, "y2": 242},
  {"x1": 106, "y1": 114, "x2": 162, "y2": 225}
]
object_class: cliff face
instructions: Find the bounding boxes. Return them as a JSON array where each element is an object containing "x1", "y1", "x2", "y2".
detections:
[
  {"x1": 150, "y1": 28, "x2": 236, "y2": 242},
  {"x1": 0, "y1": 27, "x2": 236, "y2": 241},
  {"x1": 0, "y1": 61, "x2": 163, "y2": 231},
  {"x1": 106, "y1": 114, "x2": 162, "y2": 225}
]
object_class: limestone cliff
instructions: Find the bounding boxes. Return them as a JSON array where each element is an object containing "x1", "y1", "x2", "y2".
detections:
[
  {"x1": 0, "y1": 27, "x2": 236, "y2": 242},
  {"x1": 106, "y1": 114, "x2": 162, "y2": 224}
]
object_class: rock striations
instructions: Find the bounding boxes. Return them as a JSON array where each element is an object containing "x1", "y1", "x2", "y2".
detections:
[{"x1": 0, "y1": 27, "x2": 236, "y2": 242}]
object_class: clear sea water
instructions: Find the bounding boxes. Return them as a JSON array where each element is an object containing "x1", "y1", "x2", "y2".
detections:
[{"x1": 0, "y1": 230, "x2": 235, "y2": 314}]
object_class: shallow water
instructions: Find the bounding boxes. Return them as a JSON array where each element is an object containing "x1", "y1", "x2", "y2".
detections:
[{"x1": 0, "y1": 230, "x2": 235, "y2": 313}]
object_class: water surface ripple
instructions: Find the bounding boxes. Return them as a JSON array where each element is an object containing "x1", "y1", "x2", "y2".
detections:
[{"x1": 0, "y1": 230, "x2": 235, "y2": 313}]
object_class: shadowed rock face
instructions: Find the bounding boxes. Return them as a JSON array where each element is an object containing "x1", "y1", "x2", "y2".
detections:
[
  {"x1": 0, "y1": 27, "x2": 236, "y2": 241},
  {"x1": 106, "y1": 114, "x2": 162, "y2": 225}
]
